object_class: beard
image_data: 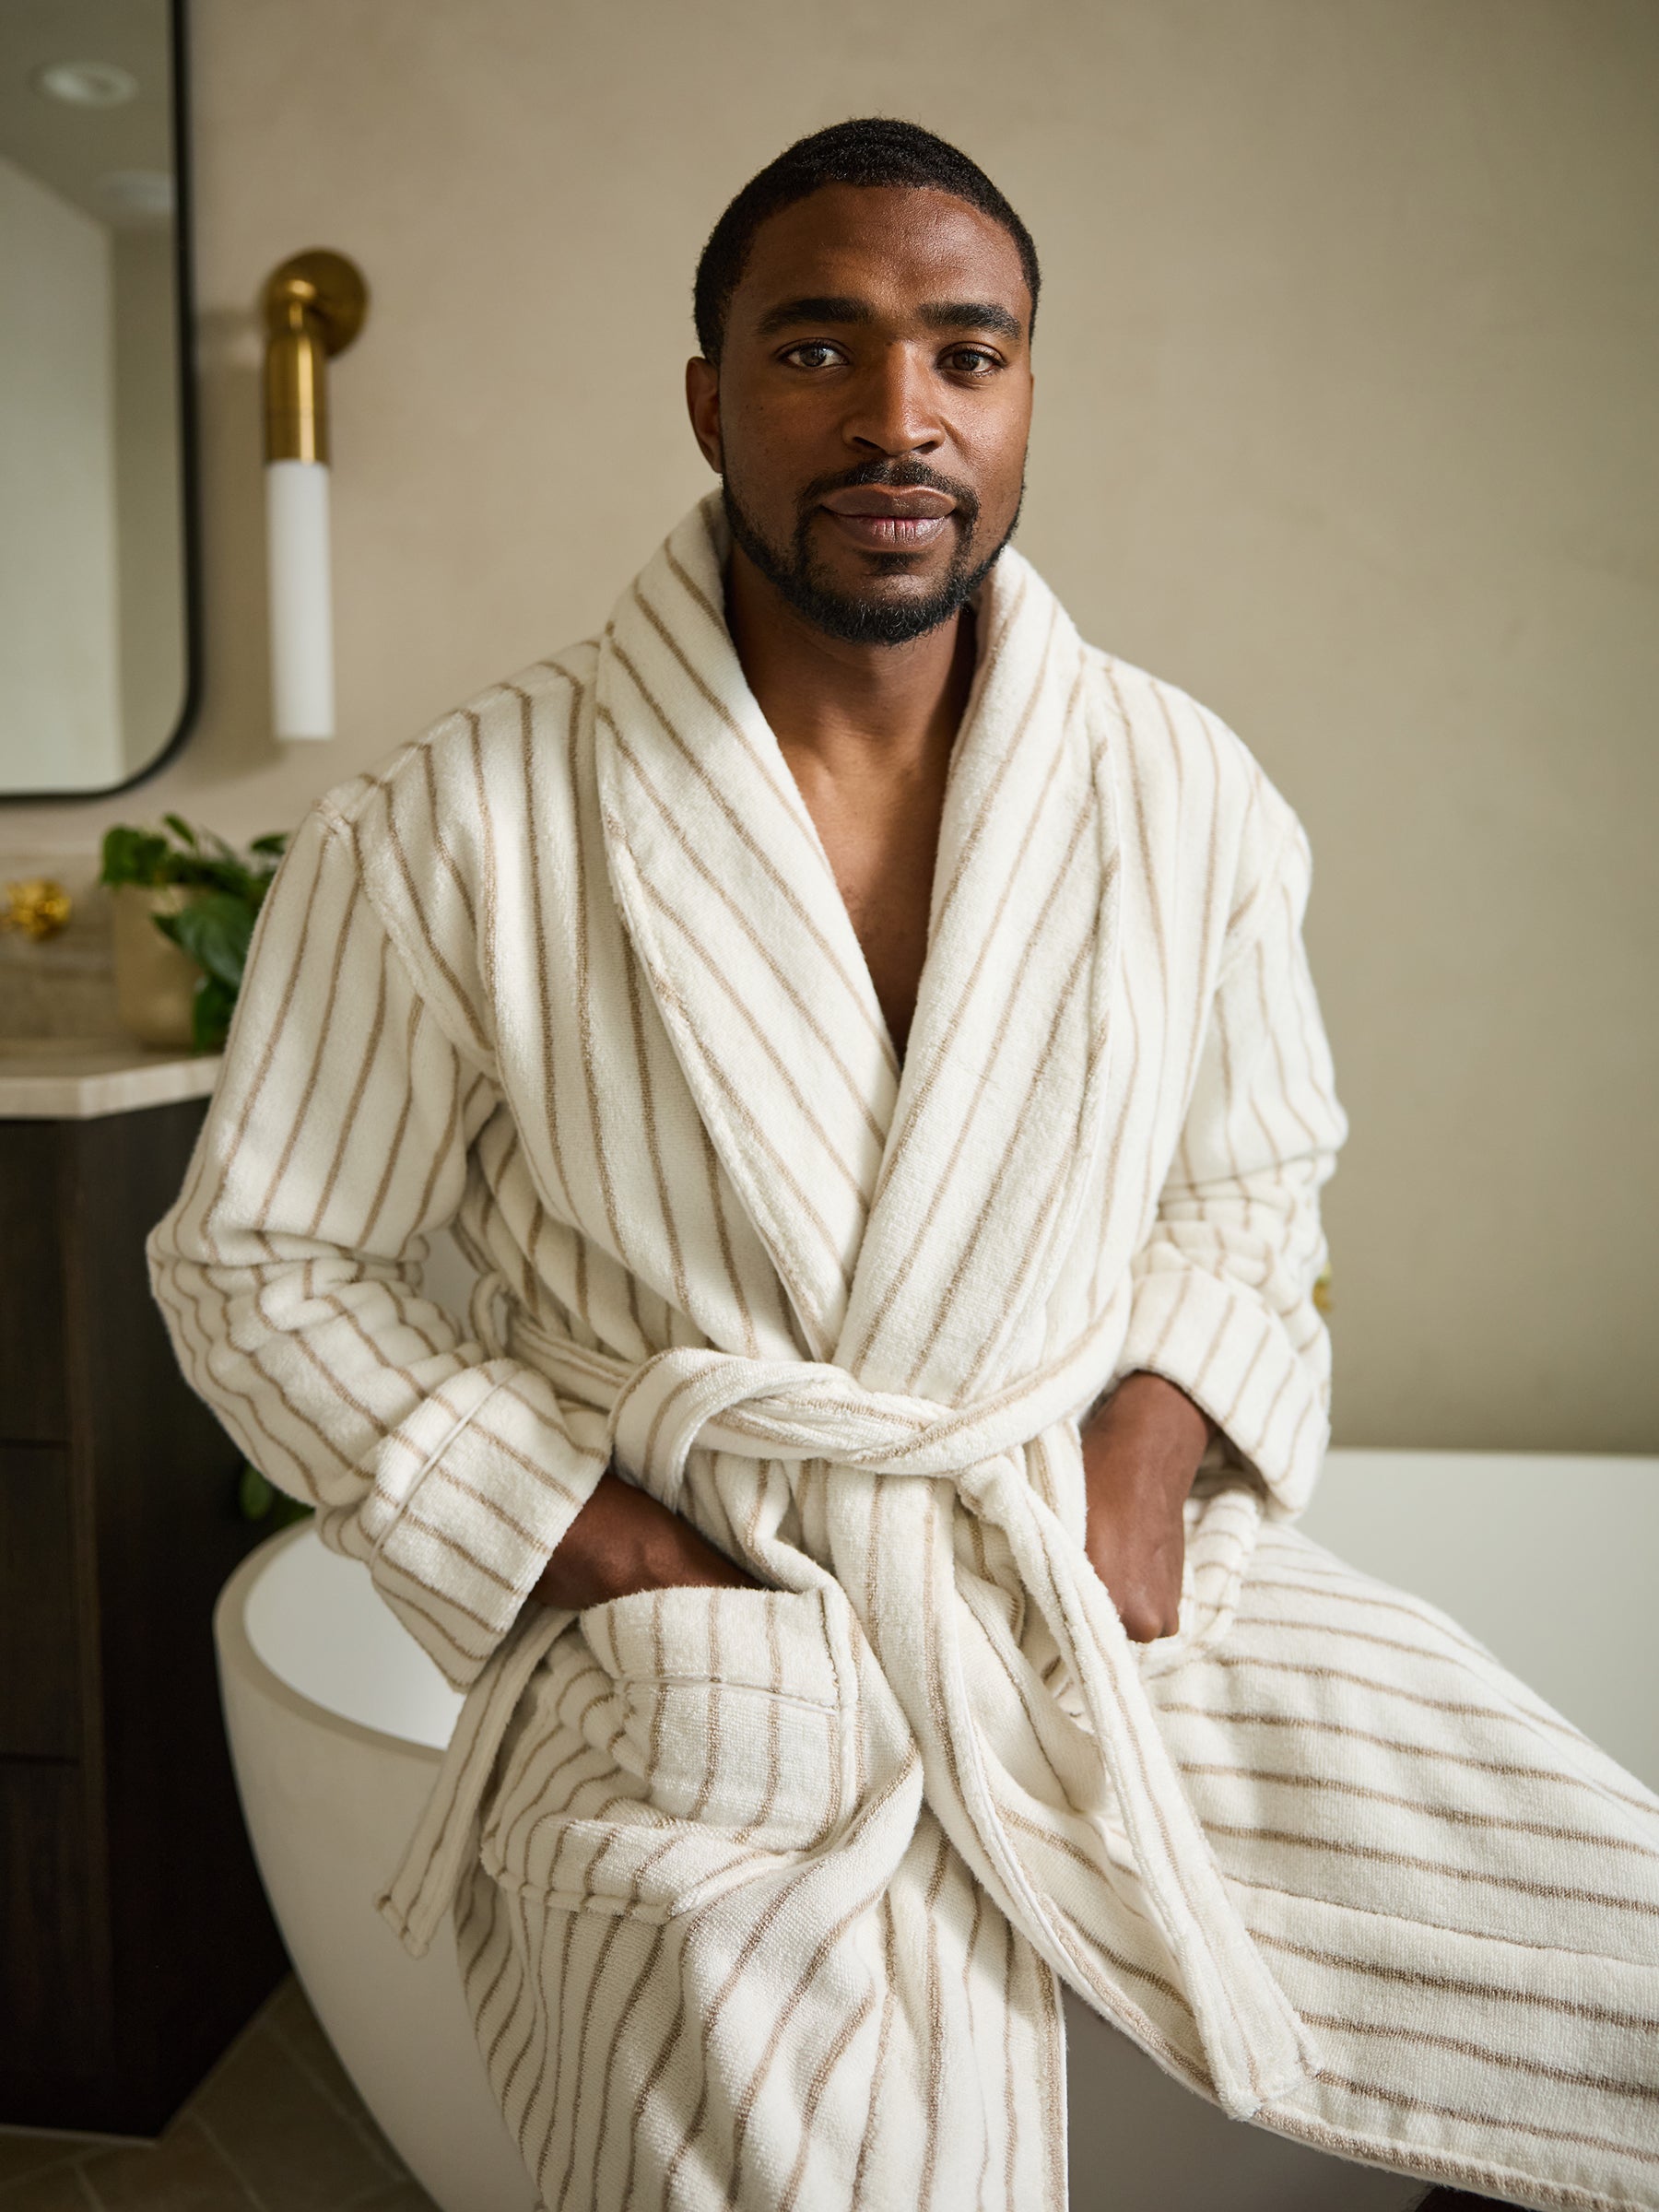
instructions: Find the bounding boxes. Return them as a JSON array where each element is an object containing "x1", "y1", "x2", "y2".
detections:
[{"x1": 722, "y1": 458, "x2": 1021, "y2": 647}]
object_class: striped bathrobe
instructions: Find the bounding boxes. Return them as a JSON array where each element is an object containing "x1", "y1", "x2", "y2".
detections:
[{"x1": 151, "y1": 497, "x2": 1659, "y2": 2212}]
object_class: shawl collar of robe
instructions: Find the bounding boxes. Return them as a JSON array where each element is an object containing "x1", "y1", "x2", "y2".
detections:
[{"x1": 593, "y1": 495, "x2": 1117, "y2": 1399}]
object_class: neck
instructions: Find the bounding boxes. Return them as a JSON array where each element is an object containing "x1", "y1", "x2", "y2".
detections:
[{"x1": 724, "y1": 540, "x2": 977, "y2": 778}]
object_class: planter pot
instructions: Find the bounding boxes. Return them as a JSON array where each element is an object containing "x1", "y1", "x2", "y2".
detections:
[{"x1": 111, "y1": 884, "x2": 201, "y2": 1049}]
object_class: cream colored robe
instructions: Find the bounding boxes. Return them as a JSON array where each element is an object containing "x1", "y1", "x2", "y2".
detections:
[{"x1": 152, "y1": 499, "x2": 1659, "y2": 2211}]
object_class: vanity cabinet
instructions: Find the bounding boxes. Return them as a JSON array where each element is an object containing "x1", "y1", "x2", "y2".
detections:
[{"x1": 0, "y1": 1080, "x2": 287, "y2": 2135}]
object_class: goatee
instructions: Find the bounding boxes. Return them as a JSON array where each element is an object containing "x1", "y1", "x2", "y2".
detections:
[{"x1": 722, "y1": 461, "x2": 1019, "y2": 647}]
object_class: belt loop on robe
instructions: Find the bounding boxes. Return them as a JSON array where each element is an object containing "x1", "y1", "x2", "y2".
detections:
[{"x1": 378, "y1": 1331, "x2": 1319, "y2": 2117}]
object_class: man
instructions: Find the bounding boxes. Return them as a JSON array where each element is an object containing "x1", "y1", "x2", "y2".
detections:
[{"x1": 152, "y1": 121, "x2": 1657, "y2": 2212}]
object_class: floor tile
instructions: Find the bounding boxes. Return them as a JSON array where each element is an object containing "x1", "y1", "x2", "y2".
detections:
[
  {"x1": 0, "y1": 1984, "x2": 440, "y2": 2212},
  {"x1": 184, "y1": 2007, "x2": 404, "y2": 2212},
  {"x1": 0, "y1": 2164, "x2": 101, "y2": 2212},
  {"x1": 346, "y1": 2186, "x2": 447, "y2": 2212},
  {"x1": 74, "y1": 2116, "x2": 251, "y2": 2210},
  {"x1": 0, "y1": 2136, "x2": 105, "y2": 2195},
  {"x1": 261, "y1": 1982, "x2": 385, "y2": 2132}
]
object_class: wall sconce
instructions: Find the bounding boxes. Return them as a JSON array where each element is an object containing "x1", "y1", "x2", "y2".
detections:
[{"x1": 262, "y1": 250, "x2": 369, "y2": 741}]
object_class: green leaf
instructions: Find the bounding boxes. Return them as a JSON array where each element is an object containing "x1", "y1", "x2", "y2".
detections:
[
  {"x1": 238, "y1": 1463, "x2": 275, "y2": 1520},
  {"x1": 237, "y1": 1462, "x2": 312, "y2": 1528},
  {"x1": 189, "y1": 856, "x2": 253, "y2": 900},
  {"x1": 191, "y1": 973, "x2": 238, "y2": 1053},
  {"x1": 100, "y1": 825, "x2": 171, "y2": 888},
  {"x1": 164, "y1": 891, "x2": 253, "y2": 990},
  {"x1": 163, "y1": 813, "x2": 199, "y2": 850},
  {"x1": 249, "y1": 831, "x2": 290, "y2": 858}
]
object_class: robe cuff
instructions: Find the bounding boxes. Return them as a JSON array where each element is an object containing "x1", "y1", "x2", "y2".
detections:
[
  {"x1": 361, "y1": 1359, "x2": 610, "y2": 1687},
  {"x1": 1115, "y1": 1265, "x2": 1327, "y2": 1516}
]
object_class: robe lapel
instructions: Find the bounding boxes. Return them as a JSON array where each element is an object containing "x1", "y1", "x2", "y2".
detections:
[
  {"x1": 597, "y1": 499, "x2": 1121, "y2": 1393},
  {"x1": 594, "y1": 499, "x2": 897, "y2": 1359},
  {"x1": 839, "y1": 551, "x2": 1123, "y2": 1403}
]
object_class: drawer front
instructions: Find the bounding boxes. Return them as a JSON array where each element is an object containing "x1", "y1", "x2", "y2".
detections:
[
  {"x1": 0, "y1": 1760, "x2": 106, "y2": 2116},
  {"x1": 0, "y1": 1444, "x2": 81, "y2": 1758},
  {"x1": 0, "y1": 1124, "x2": 67, "y2": 1441}
]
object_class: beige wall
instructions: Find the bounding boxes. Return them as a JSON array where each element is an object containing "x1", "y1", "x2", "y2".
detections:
[{"x1": 4, "y1": 0, "x2": 1654, "y2": 1450}]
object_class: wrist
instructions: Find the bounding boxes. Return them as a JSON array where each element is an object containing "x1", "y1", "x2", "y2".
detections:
[
  {"x1": 531, "y1": 1467, "x2": 755, "y2": 1611},
  {"x1": 1096, "y1": 1369, "x2": 1211, "y2": 1433},
  {"x1": 1084, "y1": 1373, "x2": 1211, "y2": 1494},
  {"x1": 533, "y1": 1469, "x2": 662, "y2": 1610},
  {"x1": 1080, "y1": 1373, "x2": 1203, "y2": 1644}
]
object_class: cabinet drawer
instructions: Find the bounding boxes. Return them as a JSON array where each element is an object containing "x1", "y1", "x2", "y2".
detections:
[
  {"x1": 0, "y1": 1124, "x2": 67, "y2": 1441},
  {"x1": 0, "y1": 1761, "x2": 106, "y2": 2108},
  {"x1": 0, "y1": 1444, "x2": 81, "y2": 1758}
]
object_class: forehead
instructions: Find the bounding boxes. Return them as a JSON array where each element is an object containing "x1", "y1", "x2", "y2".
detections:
[{"x1": 732, "y1": 183, "x2": 1031, "y2": 332}]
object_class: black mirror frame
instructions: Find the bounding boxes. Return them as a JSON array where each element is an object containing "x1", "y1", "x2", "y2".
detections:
[{"x1": 9, "y1": 0, "x2": 202, "y2": 806}]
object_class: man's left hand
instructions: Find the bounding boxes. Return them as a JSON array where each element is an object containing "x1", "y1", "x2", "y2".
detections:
[{"x1": 1081, "y1": 1372, "x2": 1213, "y2": 1642}]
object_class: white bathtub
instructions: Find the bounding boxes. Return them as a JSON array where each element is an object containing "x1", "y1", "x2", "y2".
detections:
[{"x1": 216, "y1": 1449, "x2": 1658, "y2": 2212}]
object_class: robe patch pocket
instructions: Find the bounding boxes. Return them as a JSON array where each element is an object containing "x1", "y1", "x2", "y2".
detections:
[{"x1": 480, "y1": 1583, "x2": 859, "y2": 1924}]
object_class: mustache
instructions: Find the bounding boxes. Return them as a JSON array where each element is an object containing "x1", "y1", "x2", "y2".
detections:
[{"x1": 796, "y1": 457, "x2": 981, "y2": 522}]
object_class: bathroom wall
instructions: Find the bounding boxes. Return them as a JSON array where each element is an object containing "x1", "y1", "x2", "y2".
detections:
[{"x1": 4, "y1": 0, "x2": 1654, "y2": 1453}]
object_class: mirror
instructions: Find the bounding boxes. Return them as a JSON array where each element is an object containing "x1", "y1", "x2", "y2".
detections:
[{"x1": 0, "y1": 0, "x2": 194, "y2": 797}]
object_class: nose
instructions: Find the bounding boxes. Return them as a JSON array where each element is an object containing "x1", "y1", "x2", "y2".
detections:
[{"x1": 842, "y1": 344, "x2": 943, "y2": 460}]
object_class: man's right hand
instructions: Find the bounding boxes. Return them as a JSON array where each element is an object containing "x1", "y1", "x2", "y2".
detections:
[{"x1": 530, "y1": 1466, "x2": 758, "y2": 1612}]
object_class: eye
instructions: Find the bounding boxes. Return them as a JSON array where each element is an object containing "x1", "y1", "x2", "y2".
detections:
[
  {"x1": 781, "y1": 341, "x2": 847, "y2": 371},
  {"x1": 942, "y1": 346, "x2": 1002, "y2": 375}
]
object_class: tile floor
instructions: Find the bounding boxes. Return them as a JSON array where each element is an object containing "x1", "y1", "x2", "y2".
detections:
[{"x1": 0, "y1": 1979, "x2": 441, "y2": 2211}]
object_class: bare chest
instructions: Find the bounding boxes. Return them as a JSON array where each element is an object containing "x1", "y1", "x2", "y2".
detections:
[{"x1": 797, "y1": 783, "x2": 945, "y2": 1061}]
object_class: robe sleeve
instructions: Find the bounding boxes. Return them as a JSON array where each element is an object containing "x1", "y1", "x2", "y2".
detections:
[
  {"x1": 147, "y1": 806, "x2": 610, "y2": 1688},
  {"x1": 1114, "y1": 813, "x2": 1347, "y2": 1515}
]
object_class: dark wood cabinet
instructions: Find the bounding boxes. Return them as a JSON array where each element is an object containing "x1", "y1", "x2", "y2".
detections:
[{"x1": 0, "y1": 1096, "x2": 287, "y2": 2135}]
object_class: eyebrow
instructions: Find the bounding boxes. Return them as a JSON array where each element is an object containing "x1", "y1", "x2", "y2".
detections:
[
  {"x1": 754, "y1": 294, "x2": 1024, "y2": 342},
  {"x1": 921, "y1": 300, "x2": 1024, "y2": 341}
]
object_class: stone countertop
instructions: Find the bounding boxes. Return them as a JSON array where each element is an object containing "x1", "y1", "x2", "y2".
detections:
[{"x1": 0, "y1": 1036, "x2": 222, "y2": 1120}]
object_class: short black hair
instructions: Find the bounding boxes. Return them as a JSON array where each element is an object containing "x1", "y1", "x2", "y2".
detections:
[{"x1": 693, "y1": 117, "x2": 1041, "y2": 364}]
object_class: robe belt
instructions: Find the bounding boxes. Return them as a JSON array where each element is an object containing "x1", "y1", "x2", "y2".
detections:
[{"x1": 382, "y1": 1324, "x2": 1318, "y2": 2119}]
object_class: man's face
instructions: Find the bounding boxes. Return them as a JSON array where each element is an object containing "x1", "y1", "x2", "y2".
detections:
[{"x1": 687, "y1": 183, "x2": 1034, "y2": 645}]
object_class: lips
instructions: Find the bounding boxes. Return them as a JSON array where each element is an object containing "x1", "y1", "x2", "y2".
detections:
[
  {"x1": 817, "y1": 485, "x2": 957, "y2": 551},
  {"x1": 818, "y1": 487, "x2": 957, "y2": 520}
]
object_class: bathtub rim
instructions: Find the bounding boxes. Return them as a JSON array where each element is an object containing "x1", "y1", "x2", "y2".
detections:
[{"x1": 215, "y1": 1522, "x2": 445, "y2": 1773}]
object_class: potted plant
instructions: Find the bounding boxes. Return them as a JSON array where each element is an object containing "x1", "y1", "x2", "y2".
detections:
[{"x1": 100, "y1": 816, "x2": 288, "y2": 1051}]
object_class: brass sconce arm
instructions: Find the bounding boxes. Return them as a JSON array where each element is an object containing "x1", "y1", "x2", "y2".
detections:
[{"x1": 262, "y1": 251, "x2": 368, "y2": 465}]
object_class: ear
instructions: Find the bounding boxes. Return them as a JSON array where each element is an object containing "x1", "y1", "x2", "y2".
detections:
[{"x1": 685, "y1": 357, "x2": 723, "y2": 474}]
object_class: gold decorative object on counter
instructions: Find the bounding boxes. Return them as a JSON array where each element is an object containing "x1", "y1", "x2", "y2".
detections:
[
  {"x1": 111, "y1": 884, "x2": 200, "y2": 1048},
  {"x1": 2, "y1": 877, "x2": 73, "y2": 941},
  {"x1": 1312, "y1": 1266, "x2": 1335, "y2": 1316}
]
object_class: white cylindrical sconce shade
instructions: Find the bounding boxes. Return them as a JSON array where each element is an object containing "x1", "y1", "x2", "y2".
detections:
[
  {"x1": 260, "y1": 251, "x2": 368, "y2": 746},
  {"x1": 265, "y1": 459, "x2": 335, "y2": 740}
]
